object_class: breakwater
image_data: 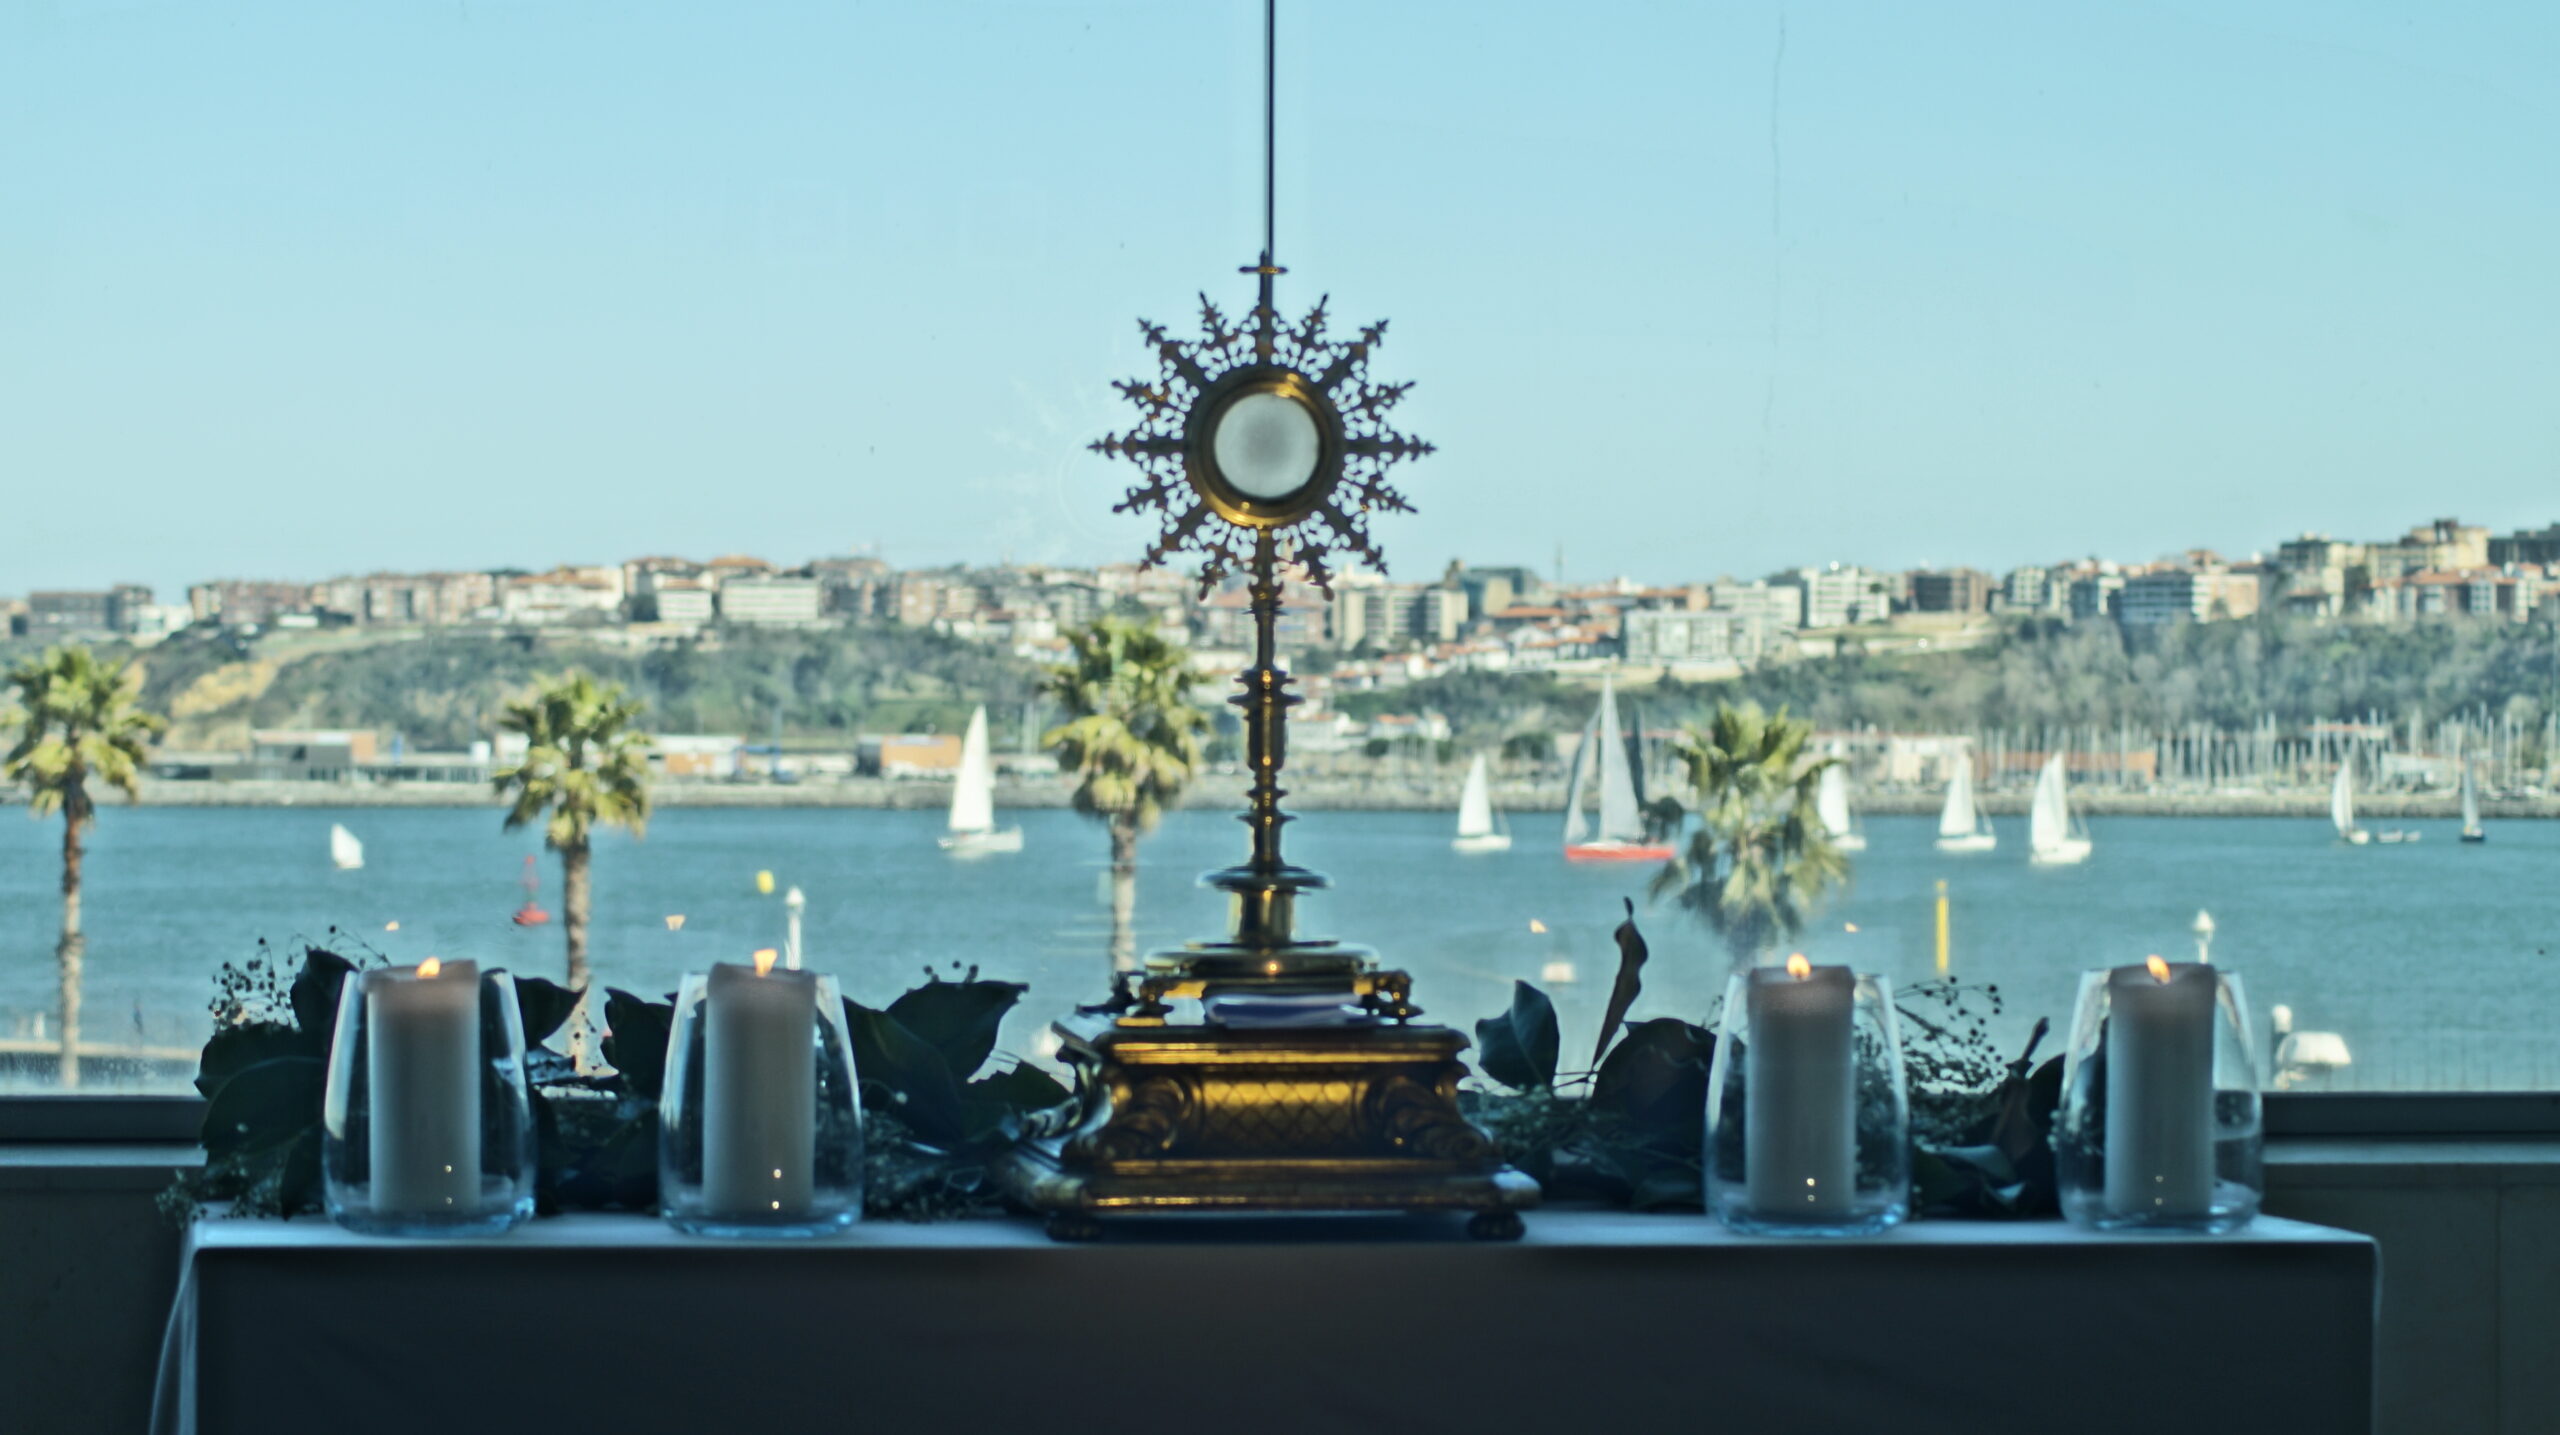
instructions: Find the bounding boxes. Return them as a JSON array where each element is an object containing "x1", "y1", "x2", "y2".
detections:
[{"x1": 113, "y1": 777, "x2": 2560, "y2": 819}]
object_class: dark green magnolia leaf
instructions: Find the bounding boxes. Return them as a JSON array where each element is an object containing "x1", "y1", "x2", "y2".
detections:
[
  {"x1": 195, "y1": 1021, "x2": 309, "y2": 1098},
  {"x1": 1913, "y1": 1142, "x2": 2045, "y2": 1219},
  {"x1": 884, "y1": 978, "x2": 1027, "y2": 1083},
  {"x1": 600, "y1": 989, "x2": 674, "y2": 1102},
  {"x1": 844, "y1": 1001, "x2": 969, "y2": 1148},
  {"x1": 513, "y1": 976, "x2": 580, "y2": 1049},
  {"x1": 1590, "y1": 1017, "x2": 1714, "y2": 1140},
  {"x1": 2025, "y1": 1054, "x2": 2064, "y2": 1130},
  {"x1": 968, "y1": 1062, "x2": 1070, "y2": 1116},
  {"x1": 1473, "y1": 981, "x2": 1562, "y2": 1091},
  {"x1": 536, "y1": 1093, "x2": 660, "y2": 1213},
  {"x1": 287, "y1": 947, "x2": 358, "y2": 1038},
  {"x1": 200, "y1": 1056, "x2": 324, "y2": 1162}
]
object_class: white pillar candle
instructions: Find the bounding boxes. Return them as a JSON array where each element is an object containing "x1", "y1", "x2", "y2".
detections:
[
  {"x1": 365, "y1": 958, "x2": 482, "y2": 1216},
  {"x1": 703, "y1": 951, "x2": 818, "y2": 1219},
  {"x1": 1745, "y1": 958, "x2": 1857, "y2": 1218},
  {"x1": 2105, "y1": 958, "x2": 2218, "y2": 1219}
]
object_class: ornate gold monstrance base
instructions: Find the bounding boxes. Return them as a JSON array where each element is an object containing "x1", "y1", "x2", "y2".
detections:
[
  {"x1": 1009, "y1": 973, "x2": 1540, "y2": 1240},
  {"x1": 1008, "y1": 538, "x2": 1539, "y2": 1241}
]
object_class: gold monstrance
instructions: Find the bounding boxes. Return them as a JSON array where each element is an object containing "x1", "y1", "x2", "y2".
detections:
[{"x1": 1011, "y1": 1, "x2": 1538, "y2": 1240}]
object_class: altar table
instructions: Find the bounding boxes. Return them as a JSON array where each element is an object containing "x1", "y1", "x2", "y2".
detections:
[{"x1": 153, "y1": 1210, "x2": 2376, "y2": 1435}]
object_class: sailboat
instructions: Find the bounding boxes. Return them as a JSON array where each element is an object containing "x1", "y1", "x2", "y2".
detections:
[
  {"x1": 1562, "y1": 678, "x2": 1673, "y2": 862},
  {"x1": 2460, "y1": 762, "x2": 2486, "y2": 843},
  {"x1": 2026, "y1": 753, "x2": 2092, "y2": 865},
  {"x1": 1934, "y1": 749, "x2": 1997, "y2": 852},
  {"x1": 1815, "y1": 757, "x2": 1866, "y2": 853},
  {"x1": 2332, "y1": 759, "x2": 2370, "y2": 845},
  {"x1": 329, "y1": 823, "x2": 364, "y2": 871},
  {"x1": 1453, "y1": 753, "x2": 1512, "y2": 853},
  {"x1": 939, "y1": 706, "x2": 1023, "y2": 856},
  {"x1": 511, "y1": 854, "x2": 551, "y2": 925}
]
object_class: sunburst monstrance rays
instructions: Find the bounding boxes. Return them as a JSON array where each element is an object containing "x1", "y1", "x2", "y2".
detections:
[{"x1": 1091, "y1": 295, "x2": 1432, "y2": 594}]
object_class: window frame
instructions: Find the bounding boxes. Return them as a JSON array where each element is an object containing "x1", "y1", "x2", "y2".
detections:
[{"x1": 6, "y1": 1090, "x2": 2560, "y2": 1147}]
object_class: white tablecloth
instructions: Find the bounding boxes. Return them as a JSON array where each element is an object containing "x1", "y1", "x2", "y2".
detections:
[{"x1": 154, "y1": 1210, "x2": 2375, "y2": 1435}]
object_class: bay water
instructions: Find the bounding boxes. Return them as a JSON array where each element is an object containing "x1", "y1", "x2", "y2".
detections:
[{"x1": 2, "y1": 804, "x2": 2553, "y2": 1091}]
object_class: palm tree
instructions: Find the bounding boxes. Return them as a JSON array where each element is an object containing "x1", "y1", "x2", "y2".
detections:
[
  {"x1": 1042, "y1": 619, "x2": 1209, "y2": 972},
  {"x1": 1649, "y1": 701, "x2": 1849, "y2": 969},
  {"x1": 492, "y1": 672, "x2": 652, "y2": 1026},
  {"x1": 4, "y1": 647, "x2": 166, "y2": 1087}
]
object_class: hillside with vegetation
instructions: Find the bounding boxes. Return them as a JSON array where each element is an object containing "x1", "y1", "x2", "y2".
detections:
[
  {"x1": 72, "y1": 626, "x2": 1049, "y2": 750},
  {"x1": 1336, "y1": 617, "x2": 2560, "y2": 749},
  {"x1": 11, "y1": 613, "x2": 2555, "y2": 760}
]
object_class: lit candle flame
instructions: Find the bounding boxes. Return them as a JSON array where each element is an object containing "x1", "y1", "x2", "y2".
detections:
[
  {"x1": 1786, "y1": 952, "x2": 1812, "y2": 980},
  {"x1": 2146, "y1": 954, "x2": 2173, "y2": 983},
  {"x1": 418, "y1": 957, "x2": 443, "y2": 979},
  {"x1": 1528, "y1": 919, "x2": 1547, "y2": 934},
  {"x1": 665, "y1": 914, "x2": 686, "y2": 931},
  {"x1": 753, "y1": 948, "x2": 780, "y2": 977}
]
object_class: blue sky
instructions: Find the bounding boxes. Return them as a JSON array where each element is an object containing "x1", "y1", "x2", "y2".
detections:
[{"x1": 2, "y1": 1, "x2": 2554, "y2": 600}]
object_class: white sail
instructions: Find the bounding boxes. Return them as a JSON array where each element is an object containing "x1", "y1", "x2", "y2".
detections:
[
  {"x1": 1559, "y1": 709, "x2": 1598, "y2": 847},
  {"x1": 1457, "y1": 754, "x2": 1496, "y2": 839},
  {"x1": 1816, "y1": 764, "x2": 1854, "y2": 840},
  {"x1": 1454, "y1": 752, "x2": 1511, "y2": 852},
  {"x1": 1939, "y1": 755, "x2": 1980, "y2": 838},
  {"x1": 949, "y1": 706, "x2": 997, "y2": 834},
  {"x1": 2027, "y1": 753, "x2": 2090, "y2": 864},
  {"x1": 329, "y1": 823, "x2": 363, "y2": 871},
  {"x1": 2461, "y1": 763, "x2": 2482, "y2": 833},
  {"x1": 2331, "y1": 758, "x2": 2356, "y2": 838},
  {"x1": 2029, "y1": 755, "x2": 2066, "y2": 853},
  {"x1": 1593, "y1": 678, "x2": 1643, "y2": 843}
]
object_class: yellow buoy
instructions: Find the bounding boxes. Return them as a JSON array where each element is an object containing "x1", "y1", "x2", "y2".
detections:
[
  {"x1": 1934, "y1": 879, "x2": 1951, "y2": 977},
  {"x1": 755, "y1": 870, "x2": 775, "y2": 895}
]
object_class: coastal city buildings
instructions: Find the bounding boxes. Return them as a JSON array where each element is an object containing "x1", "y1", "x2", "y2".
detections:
[{"x1": 11, "y1": 516, "x2": 2558, "y2": 691}]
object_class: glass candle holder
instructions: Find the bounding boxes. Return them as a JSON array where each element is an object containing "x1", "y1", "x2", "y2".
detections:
[
  {"x1": 322, "y1": 960, "x2": 538, "y2": 1237},
  {"x1": 2055, "y1": 962, "x2": 2264, "y2": 1233},
  {"x1": 1705, "y1": 965, "x2": 1910, "y2": 1236},
  {"x1": 659, "y1": 965, "x2": 863, "y2": 1238}
]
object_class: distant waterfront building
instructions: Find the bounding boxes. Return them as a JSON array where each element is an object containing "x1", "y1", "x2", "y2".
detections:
[
  {"x1": 1706, "y1": 579, "x2": 1796, "y2": 630},
  {"x1": 2488, "y1": 524, "x2": 2560, "y2": 568},
  {"x1": 2366, "y1": 518, "x2": 2489, "y2": 583},
  {"x1": 2273, "y1": 535, "x2": 2366, "y2": 620},
  {"x1": 188, "y1": 579, "x2": 315, "y2": 628},
  {"x1": 2362, "y1": 567, "x2": 2550, "y2": 623},
  {"x1": 244, "y1": 729, "x2": 380, "y2": 782},
  {"x1": 26, "y1": 590, "x2": 116, "y2": 637},
  {"x1": 718, "y1": 574, "x2": 827, "y2": 626},
  {"x1": 653, "y1": 583, "x2": 715, "y2": 626},
  {"x1": 2119, "y1": 567, "x2": 2261, "y2": 626},
  {"x1": 312, "y1": 571, "x2": 497, "y2": 626},
  {"x1": 1904, "y1": 569, "x2": 1994, "y2": 614},
  {"x1": 25, "y1": 583, "x2": 152, "y2": 637},
  {"x1": 1770, "y1": 565, "x2": 1891, "y2": 628},
  {"x1": 1999, "y1": 565, "x2": 2072, "y2": 616},
  {"x1": 861, "y1": 732, "x2": 965, "y2": 777},
  {"x1": 500, "y1": 569, "x2": 623, "y2": 625},
  {"x1": 1623, "y1": 608, "x2": 1771, "y2": 664},
  {"x1": 809, "y1": 554, "x2": 894, "y2": 620},
  {"x1": 1455, "y1": 565, "x2": 1545, "y2": 620},
  {"x1": 1329, "y1": 582, "x2": 1466, "y2": 648},
  {"x1": 2068, "y1": 572, "x2": 2125, "y2": 622}
]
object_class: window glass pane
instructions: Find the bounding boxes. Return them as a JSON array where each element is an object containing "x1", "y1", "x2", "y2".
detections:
[{"x1": 3, "y1": 4, "x2": 2555, "y2": 1096}]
